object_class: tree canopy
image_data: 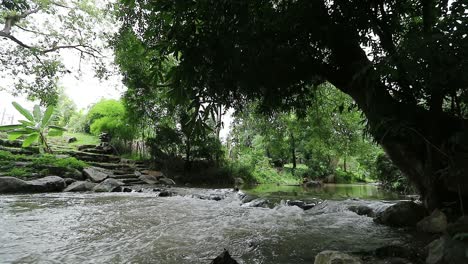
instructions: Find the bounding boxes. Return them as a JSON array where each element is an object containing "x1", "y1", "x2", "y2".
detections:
[
  {"x1": 0, "y1": 0, "x2": 113, "y2": 104},
  {"x1": 115, "y1": 0, "x2": 468, "y2": 210}
]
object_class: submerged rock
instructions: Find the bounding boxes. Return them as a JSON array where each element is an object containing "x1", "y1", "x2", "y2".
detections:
[
  {"x1": 314, "y1": 250, "x2": 362, "y2": 264},
  {"x1": 348, "y1": 205, "x2": 375, "y2": 217},
  {"x1": 286, "y1": 200, "x2": 316, "y2": 210},
  {"x1": 0, "y1": 176, "x2": 65, "y2": 193},
  {"x1": 93, "y1": 178, "x2": 124, "y2": 192},
  {"x1": 83, "y1": 167, "x2": 110, "y2": 183},
  {"x1": 417, "y1": 209, "x2": 447, "y2": 233},
  {"x1": 374, "y1": 201, "x2": 427, "y2": 227},
  {"x1": 426, "y1": 235, "x2": 468, "y2": 264},
  {"x1": 64, "y1": 181, "x2": 97, "y2": 192},
  {"x1": 242, "y1": 198, "x2": 270, "y2": 208},
  {"x1": 211, "y1": 249, "x2": 238, "y2": 264}
]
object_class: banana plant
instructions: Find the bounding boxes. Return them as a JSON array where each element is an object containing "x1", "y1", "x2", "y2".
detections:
[{"x1": 0, "y1": 102, "x2": 67, "y2": 153}]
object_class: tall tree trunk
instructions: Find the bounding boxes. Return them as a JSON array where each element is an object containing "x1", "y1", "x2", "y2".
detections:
[
  {"x1": 291, "y1": 132, "x2": 296, "y2": 170},
  {"x1": 327, "y1": 33, "x2": 468, "y2": 212}
]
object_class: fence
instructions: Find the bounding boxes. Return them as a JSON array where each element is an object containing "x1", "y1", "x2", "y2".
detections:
[{"x1": 0, "y1": 108, "x2": 16, "y2": 126}]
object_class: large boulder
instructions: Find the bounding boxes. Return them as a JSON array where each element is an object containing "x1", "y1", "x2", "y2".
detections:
[
  {"x1": 314, "y1": 250, "x2": 362, "y2": 264},
  {"x1": 211, "y1": 250, "x2": 238, "y2": 264},
  {"x1": 64, "y1": 181, "x2": 97, "y2": 192},
  {"x1": 93, "y1": 178, "x2": 124, "y2": 192},
  {"x1": 27, "y1": 176, "x2": 66, "y2": 192},
  {"x1": 447, "y1": 216, "x2": 468, "y2": 237},
  {"x1": 426, "y1": 235, "x2": 468, "y2": 264},
  {"x1": 0, "y1": 177, "x2": 30, "y2": 193},
  {"x1": 417, "y1": 209, "x2": 447, "y2": 233},
  {"x1": 141, "y1": 170, "x2": 164, "y2": 177},
  {"x1": 0, "y1": 176, "x2": 65, "y2": 193},
  {"x1": 83, "y1": 167, "x2": 110, "y2": 183},
  {"x1": 374, "y1": 201, "x2": 427, "y2": 227},
  {"x1": 138, "y1": 174, "x2": 159, "y2": 184}
]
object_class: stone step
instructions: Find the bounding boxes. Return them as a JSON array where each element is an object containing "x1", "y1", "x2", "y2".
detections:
[
  {"x1": 88, "y1": 162, "x2": 134, "y2": 170},
  {"x1": 111, "y1": 174, "x2": 138, "y2": 179},
  {"x1": 112, "y1": 169, "x2": 136, "y2": 175},
  {"x1": 120, "y1": 178, "x2": 145, "y2": 184},
  {"x1": 66, "y1": 151, "x2": 121, "y2": 163}
]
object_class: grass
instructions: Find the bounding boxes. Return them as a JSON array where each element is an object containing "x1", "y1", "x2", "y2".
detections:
[
  {"x1": 47, "y1": 132, "x2": 99, "y2": 148},
  {"x1": 0, "y1": 150, "x2": 88, "y2": 178}
]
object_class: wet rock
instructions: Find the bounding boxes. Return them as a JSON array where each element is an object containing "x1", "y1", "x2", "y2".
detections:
[
  {"x1": 158, "y1": 190, "x2": 172, "y2": 197},
  {"x1": 238, "y1": 193, "x2": 257, "y2": 203},
  {"x1": 211, "y1": 249, "x2": 238, "y2": 264},
  {"x1": 122, "y1": 187, "x2": 133, "y2": 192},
  {"x1": 417, "y1": 209, "x2": 447, "y2": 233},
  {"x1": 447, "y1": 216, "x2": 468, "y2": 237},
  {"x1": 242, "y1": 198, "x2": 270, "y2": 208},
  {"x1": 374, "y1": 201, "x2": 427, "y2": 227},
  {"x1": 348, "y1": 205, "x2": 375, "y2": 217},
  {"x1": 139, "y1": 174, "x2": 159, "y2": 184},
  {"x1": 159, "y1": 177, "x2": 176, "y2": 185},
  {"x1": 234, "y1": 177, "x2": 244, "y2": 186},
  {"x1": 93, "y1": 178, "x2": 124, "y2": 192},
  {"x1": 314, "y1": 250, "x2": 362, "y2": 264},
  {"x1": 286, "y1": 200, "x2": 316, "y2": 210},
  {"x1": 64, "y1": 181, "x2": 97, "y2": 192},
  {"x1": 64, "y1": 178, "x2": 77, "y2": 186},
  {"x1": 67, "y1": 137, "x2": 77, "y2": 143},
  {"x1": 83, "y1": 167, "x2": 110, "y2": 183},
  {"x1": 0, "y1": 176, "x2": 66, "y2": 193},
  {"x1": 426, "y1": 235, "x2": 468, "y2": 264}
]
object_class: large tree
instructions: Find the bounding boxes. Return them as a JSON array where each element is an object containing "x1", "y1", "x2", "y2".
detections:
[
  {"x1": 0, "y1": 0, "x2": 112, "y2": 104},
  {"x1": 116, "y1": 0, "x2": 468, "y2": 211}
]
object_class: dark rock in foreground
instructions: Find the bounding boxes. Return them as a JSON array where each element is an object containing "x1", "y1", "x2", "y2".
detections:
[
  {"x1": 83, "y1": 167, "x2": 110, "y2": 183},
  {"x1": 426, "y1": 235, "x2": 468, "y2": 264},
  {"x1": 0, "y1": 176, "x2": 66, "y2": 193},
  {"x1": 314, "y1": 250, "x2": 362, "y2": 264},
  {"x1": 374, "y1": 201, "x2": 427, "y2": 227},
  {"x1": 211, "y1": 249, "x2": 238, "y2": 264}
]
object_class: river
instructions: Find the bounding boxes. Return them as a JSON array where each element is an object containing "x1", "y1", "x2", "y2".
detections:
[{"x1": 0, "y1": 184, "x2": 412, "y2": 263}]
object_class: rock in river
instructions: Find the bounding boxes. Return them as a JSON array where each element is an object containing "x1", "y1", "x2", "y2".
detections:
[
  {"x1": 0, "y1": 176, "x2": 65, "y2": 193},
  {"x1": 64, "y1": 181, "x2": 97, "y2": 192},
  {"x1": 83, "y1": 166, "x2": 110, "y2": 183},
  {"x1": 93, "y1": 178, "x2": 124, "y2": 192},
  {"x1": 211, "y1": 249, "x2": 238, "y2": 264},
  {"x1": 348, "y1": 205, "x2": 375, "y2": 217},
  {"x1": 138, "y1": 174, "x2": 159, "y2": 184},
  {"x1": 374, "y1": 201, "x2": 427, "y2": 227},
  {"x1": 426, "y1": 235, "x2": 468, "y2": 264},
  {"x1": 314, "y1": 250, "x2": 362, "y2": 264}
]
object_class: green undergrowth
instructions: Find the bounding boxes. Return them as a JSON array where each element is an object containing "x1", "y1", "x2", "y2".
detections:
[
  {"x1": 0, "y1": 150, "x2": 88, "y2": 179},
  {"x1": 47, "y1": 132, "x2": 100, "y2": 148}
]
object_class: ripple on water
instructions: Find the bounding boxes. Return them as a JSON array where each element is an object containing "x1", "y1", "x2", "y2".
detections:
[{"x1": 0, "y1": 190, "x2": 408, "y2": 264}]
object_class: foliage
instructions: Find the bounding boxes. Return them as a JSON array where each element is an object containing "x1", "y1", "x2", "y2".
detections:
[
  {"x1": 63, "y1": 132, "x2": 99, "y2": 147},
  {"x1": 374, "y1": 153, "x2": 414, "y2": 193},
  {"x1": 86, "y1": 99, "x2": 135, "y2": 141},
  {"x1": 31, "y1": 154, "x2": 88, "y2": 170},
  {"x1": 0, "y1": 0, "x2": 115, "y2": 104},
  {"x1": 0, "y1": 102, "x2": 67, "y2": 153}
]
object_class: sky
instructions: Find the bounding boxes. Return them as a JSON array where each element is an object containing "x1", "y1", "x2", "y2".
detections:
[{"x1": 0, "y1": 1, "x2": 233, "y2": 140}]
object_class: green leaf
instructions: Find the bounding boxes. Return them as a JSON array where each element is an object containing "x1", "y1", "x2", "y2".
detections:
[
  {"x1": 48, "y1": 129, "x2": 63, "y2": 137},
  {"x1": 18, "y1": 120, "x2": 35, "y2": 127},
  {"x1": 0, "y1": 124, "x2": 23, "y2": 131},
  {"x1": 48, "y1": 125, "x2": 67, "y2": 131},
  {"x1": 41, "y1": 105, "x2": 55, "y2": 128},
  {"x1": 8, "y1": 131, "x2": 28, "y2": 140},
  {"x1": 22, "y1": 133, "x2": 39, "y2": 147},
  {"x1": 12, "y1": 102, "x2": 34, "y2": 122},
  {"x1": 33, "y1": 105, "x2": 42, "y2": 122}
]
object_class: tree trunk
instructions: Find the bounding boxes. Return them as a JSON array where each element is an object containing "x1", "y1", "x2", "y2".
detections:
[
  {"x1": 343, "y1": 155, "x2": 347, "y2": 172},
  {"x1": 327, "y1": 35, "x2": 468, "y2": 212},
  {"x1": 291, "y1": 132, "x2": 296, "y2": 170}
]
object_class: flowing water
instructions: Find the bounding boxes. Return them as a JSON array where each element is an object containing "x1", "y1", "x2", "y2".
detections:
[{"x1": 0, "y1": 184, "x2": 412, "y2": 264}]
